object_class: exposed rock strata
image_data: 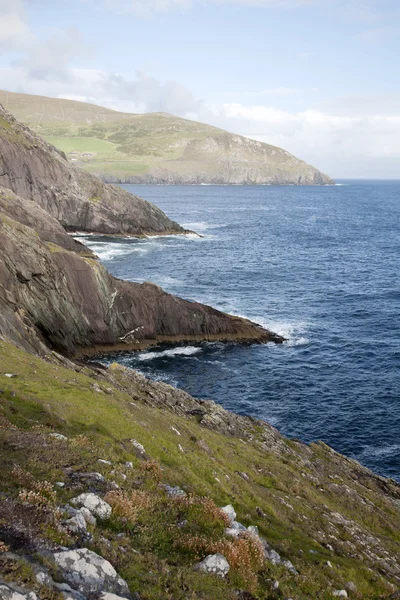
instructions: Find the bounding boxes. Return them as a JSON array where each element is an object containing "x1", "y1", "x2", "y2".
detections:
[
  {"x1": 0, "y1": 205, "x2": 282, "y2": 356},
  {"x1": 0, "y1": 104, "x2": 186, "y2": 236}
]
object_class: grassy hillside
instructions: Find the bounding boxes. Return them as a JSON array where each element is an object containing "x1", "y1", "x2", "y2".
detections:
[
  {"x1": 0, "y1": 340, "x2": 399, "y2": 599},
  {"x1": 0, "y1": 90, "x2": 333, "y2": 184}
]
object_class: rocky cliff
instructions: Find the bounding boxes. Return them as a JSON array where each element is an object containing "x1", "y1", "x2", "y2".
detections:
[
  {"x1": 0, "y1": 187, "x2": 282, "y2": 356},
  {"x1": 0, "y1": 90, "x2": 334, "y2": 186},
  {"x1": 0, "y1": 104, "x2": 186, "y2": 236}
]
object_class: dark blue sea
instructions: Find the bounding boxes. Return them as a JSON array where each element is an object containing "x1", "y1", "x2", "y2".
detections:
[{"x1": 76, "y1": 181, "x2": 400, "y2": 481}]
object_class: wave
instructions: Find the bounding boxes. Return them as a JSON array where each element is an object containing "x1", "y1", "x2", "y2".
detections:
[
  {"x1": 138, "y1": 346, "x2": 202, "y2": 362},
  {"x1": 237, "y1": 316, "x2": 311, "y2": 347}
]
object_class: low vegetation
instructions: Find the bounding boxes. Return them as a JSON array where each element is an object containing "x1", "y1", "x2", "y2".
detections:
[{"x1": 0, "y1": 340, "x2": 399, "y2": 598}]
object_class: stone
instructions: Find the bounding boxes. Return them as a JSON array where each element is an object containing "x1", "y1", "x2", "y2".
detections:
[
  {"x1": 225, "y1": 527, "x2": 241, "y2": 538},
  {"x1": 195, "y1": 553, "x2": 230, "y2": 577},
  {"x1": 4, "y1": 374, "x2": 17, "y2": 378},
  {"x1": 282, "y1": 559, "x2": 298, "y2": 575},
  {"x1": 220, "y1": 504, "x2": 236, "y2": 525},
  {"x1": 73, "y1": 472, "x2": 105, "y2": 484},
  {"x1": 332, "y1": 591, "x2": 348, "y2": 598},
  {"x1": 98, "y1": 459, "x2": 112, "y2": 466},
  {"x1": 231, "y1": 520, "x2": 246, "y2": 531},
  {"x1": 247, "y1": 525, "x2": 259, "y2": 537},
  {"x1": 71, "y1": 493, "x2": 112, "y2": 520},
  {"x1": 64, "y1": 512, "x2": 87, "y2": 534},
  {"x1": 131, "y1": 440, "x2": 146, "y2": 454},
  {"x1": 0, "y1": 583, "x2": 37, "y2": 599},
  {"x1": 78, "y1": 507, "x2": 97, "y2": 525},
  {"x1": 125, "y1": 462, "x2": 133, "y2": 469},
  {"x1": 53, "y1": 582, "x2": 87, "y2": 600},
  {"x1": 345, "y1": 582, "x2": 357, "y2": 593},
  {"x1": 50, "y1": 433, "x2": 68, "y2": 441},
  {"x1": 265, "y1": 549, "x2": 282, "y2": 565},
  {"x1": 52, "y1": 548, "x2": 130, "y2": 598},
  {"x1": 34, "y1": 570, "x2": 52, "y2": 587},
  {"x1": 164, "y1": 484, "x2": 187, "y2": 498},
  {"x1": 100, "y1": 594, "x2": 131, "y2": 600}
]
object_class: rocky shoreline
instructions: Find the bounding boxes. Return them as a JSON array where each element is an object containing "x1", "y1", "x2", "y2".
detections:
[{"x1": 0, "y1": 104, "x2": 399, "y2": 600}]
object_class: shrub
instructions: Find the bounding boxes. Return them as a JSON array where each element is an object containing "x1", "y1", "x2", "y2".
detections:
[{"x1": 105, "y1": 489, "x2": 152, "y2": 525}]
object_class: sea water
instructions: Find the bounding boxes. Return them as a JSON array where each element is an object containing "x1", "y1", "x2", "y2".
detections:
[{"x1": 76, "y1": 181, "x2": 400, "y2": 480}]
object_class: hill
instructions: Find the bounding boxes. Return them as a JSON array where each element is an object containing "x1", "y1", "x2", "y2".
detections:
[
  {"x1": 0, "y1": 89, "x2": 334, "y2": 185},
  {"x1": 0, "y1": 104, "x2": 399, "y2": 600}
]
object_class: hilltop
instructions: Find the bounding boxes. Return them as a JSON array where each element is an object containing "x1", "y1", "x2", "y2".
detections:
[{"x1": 0, "y1": 89, "x2": 334, "y2": 185}]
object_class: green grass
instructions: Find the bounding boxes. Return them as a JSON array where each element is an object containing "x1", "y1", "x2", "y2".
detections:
[
  {"x1": 0, "y1": 340, "x2": 399, "y2": 598},
  {"x1": 45, "y1": 136, "x2": 116, "y2": 154}
]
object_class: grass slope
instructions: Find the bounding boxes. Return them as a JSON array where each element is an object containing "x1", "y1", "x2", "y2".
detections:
[
  {"x1": 0, "y1": 90, "x2": 332, "y2": 183},
  {"x1": 0, "y1": 340, "x2": 399, "y2": 599}
]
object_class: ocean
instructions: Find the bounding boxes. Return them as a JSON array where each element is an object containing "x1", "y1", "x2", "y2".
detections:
[{"x1": 76, "y1": 181, "x2": 400, "y2": 481}]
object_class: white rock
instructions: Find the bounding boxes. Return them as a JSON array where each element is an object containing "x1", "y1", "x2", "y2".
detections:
[
  {"x1": 333, "y1": 591, "x2": 348, "y2": 598},
  {"x1": 79, "y1": 506, "x2": 97, "y2": 525},
  {"x1": 35, "y1": 571, "x2": 52, "y2": 587},
  {"x1": 71, "y1": 493, "x2": 111, "y2": 520},
  {"x1": 52, "y1": 548, "x2": 130, "y2": 597},
  {"x1": 196, "y1": 553, "x2": 230, "y2": 577},
  {"x1": 4, "y1": 373, "x2": 17, "y2": 378},
  {"x1": 100, "y1": 594, "x2": 130, "y2": 600},
  {"x1": 130, "y1": 439, "x2": 145, "y2": 454},
  {"x1": 50, "y1": 433, "x2": 68, "y2": 441},
  {"x1": 98, "y1": 459, "x2": 112, "y2": 466},
  {"x1": 220, "y1": 504, "x2": 236, "y2": 525},
  {"x1": 65, "y1": 512, "x2": 87, "y2": 534},
  {"x1": 247, "y1": 525, "x2": 259, "y2": 537},
  {"x1": 231, "y1": 520, "x2": 246, "y2": 531},
  {"x1": 125, "y1": 462, "x2": 133, "y2": 469},
  {"x1": 0, "y1": 584, "x2": 37, "y2": 599},
  {"x1": 225, "y1": 527, "x2": 241, "y2": 538}
]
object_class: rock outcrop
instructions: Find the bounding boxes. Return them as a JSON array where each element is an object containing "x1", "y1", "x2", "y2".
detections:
[
  {"x1": 0, "y1": 197, "x2": 282, "y2": 356},
  {"x1": 0, "y1": 104, "x2": 186, "y2": 236}
]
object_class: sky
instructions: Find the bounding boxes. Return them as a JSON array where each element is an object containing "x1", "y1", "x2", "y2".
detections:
[{"x1": 0, "y1": 0, "x2": 399, "y2": 178}]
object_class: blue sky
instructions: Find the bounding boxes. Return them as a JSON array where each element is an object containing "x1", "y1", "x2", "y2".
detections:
[{"x1": 0, "y1": 0, "x2": 399, "y2": 177}]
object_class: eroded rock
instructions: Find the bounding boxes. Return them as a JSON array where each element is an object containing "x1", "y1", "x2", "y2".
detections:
[
  {"x1": 195, "y1": 553, "x2": 230, "y2": 577},
  {"x1": 71, "y1": 493, "x2": 111, "y2": 520},
  {"x1": 52, "y1": 548, "x2": 130, "y2": 598}
]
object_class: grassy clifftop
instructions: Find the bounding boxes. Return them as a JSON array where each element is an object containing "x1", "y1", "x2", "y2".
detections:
[
  {"x1": 0, "y1": 90, "x2": 334, "y2": 185},
  {"x1": 0, "y1": 340, "x2": 399, "y2": 599}
]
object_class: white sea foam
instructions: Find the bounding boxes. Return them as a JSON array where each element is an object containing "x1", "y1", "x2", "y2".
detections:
[
  {"x1": 232, "y1": 315, "x2": 310, "y2": 347},
  {"x1": 263, "y1": 320, "x2": 310, "y2": 347},
  {"x1": 138, "y1": 346, "x2": 201, "y2": 361}
]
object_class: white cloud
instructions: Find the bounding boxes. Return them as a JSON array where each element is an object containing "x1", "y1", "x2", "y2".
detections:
[
  {"x1": 102, "y1": 0, "x2": 190, "y2": 15},
  {"x1": 18, "y1": 28, "x2": 90, "y2": 81},
  {"x1": 0, "y1": 0, "x2": 30, "y2": 49}
]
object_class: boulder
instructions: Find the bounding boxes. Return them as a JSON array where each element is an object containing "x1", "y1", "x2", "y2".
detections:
[
  {"x1": 52, "y1": 548, "x2": 130, "y2": 597},
  {"x1": 71, "y1": 493, "x2": 111, "y2": 520},
  {"x1": 195, "y1": 553, "x2": 230, "y2": 577},
  {"x1": 332, "y1": 592, "x2": 348, "y2": 598},
  {"x1": 164, "y1": 485, "x2": 187, "y2": 498},
  {"x1": 0, "y1": 582, "x2": 38, "y2": 599},
  {"x1": 220, "y1": 505, "x2": 236, "y2": 525},
  {"x1": 64, "y1": 512, "x2": 87, "y2": 534}
]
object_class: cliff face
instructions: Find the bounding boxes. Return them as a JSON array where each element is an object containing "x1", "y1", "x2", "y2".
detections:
[
  {"x1": 0, "y1": 90, "x2": 334, "y2": 186},
  {"x1": 0, "y1": 105, "x2": 186, "y2": 236},
  {"x1": 0, "y1": 190, "x2": 282, "y2": 356}
]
